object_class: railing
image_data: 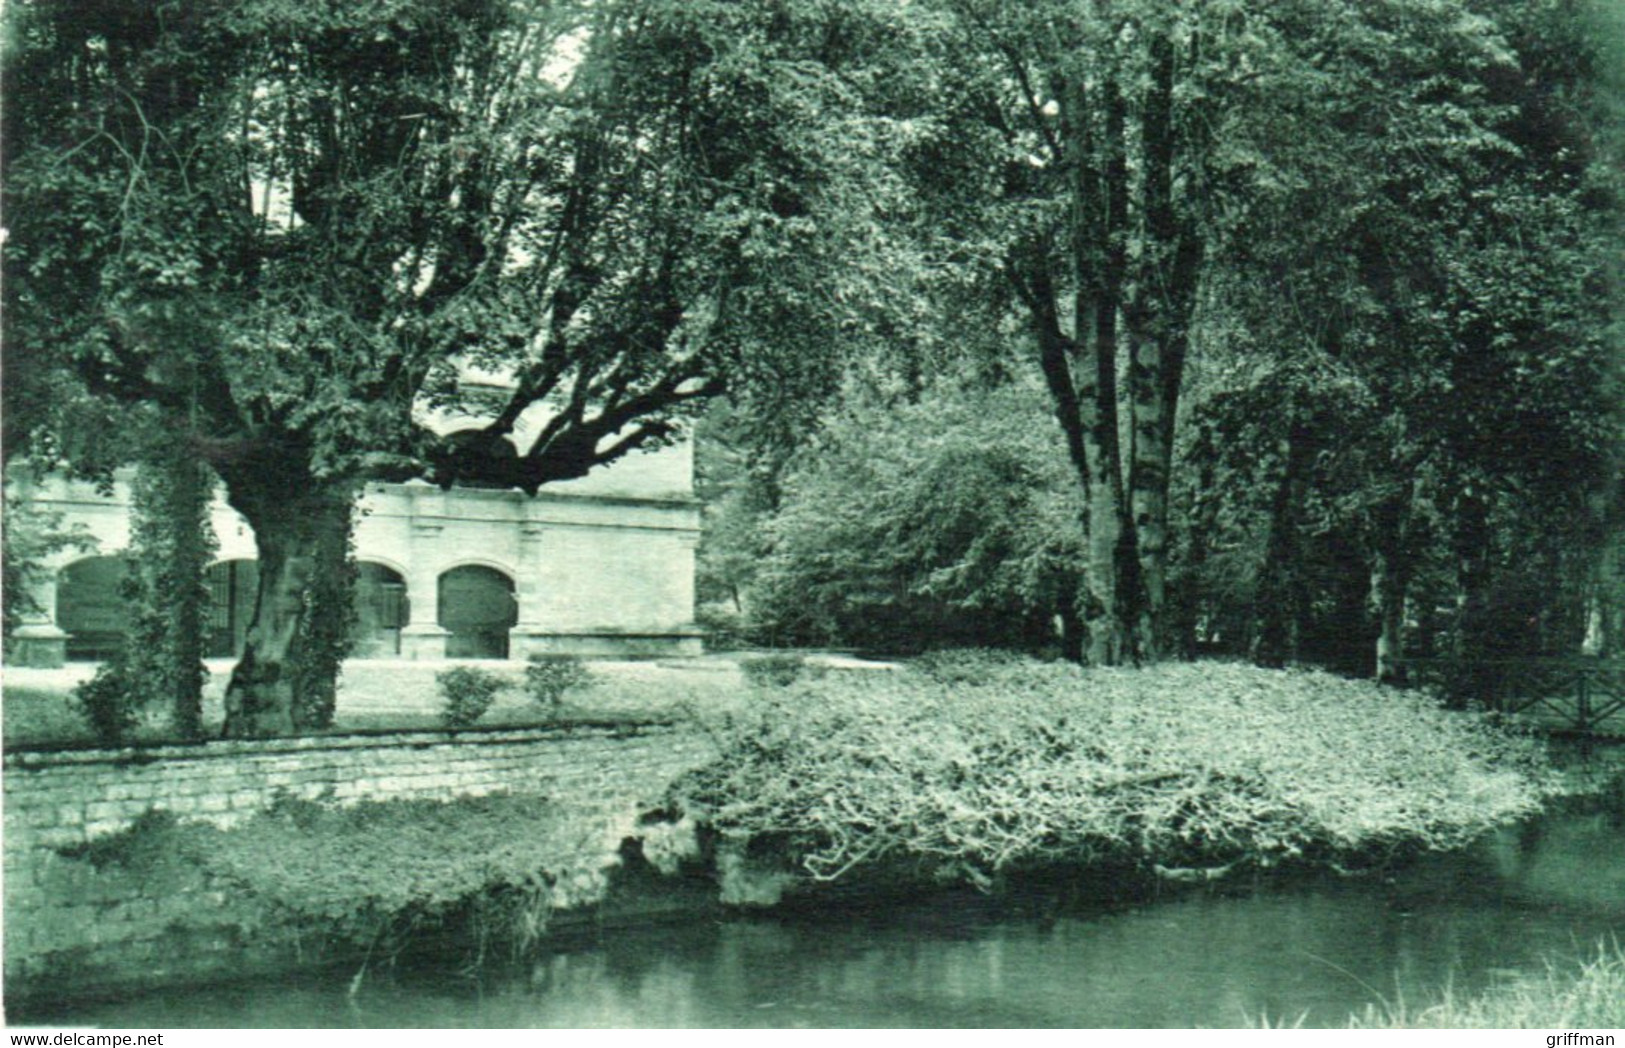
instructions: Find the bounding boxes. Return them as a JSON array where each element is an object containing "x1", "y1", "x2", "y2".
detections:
[{"x1": 1389, "y1": 657, "x2": 1625, "y2": 737}]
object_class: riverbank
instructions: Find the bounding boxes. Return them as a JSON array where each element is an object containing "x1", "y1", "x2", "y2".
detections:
[
  {"x1": 4, "y1": 656, "x2": 1607, "y2": 1020},
  {"x1": 21, "y1": 814, "x2": 1625, "y2": 1028}
]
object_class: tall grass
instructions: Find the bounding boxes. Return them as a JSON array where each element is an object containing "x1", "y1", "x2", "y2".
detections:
[{"x1": 1349, "y1": 943, "x2": 1625, "y2": 1029}]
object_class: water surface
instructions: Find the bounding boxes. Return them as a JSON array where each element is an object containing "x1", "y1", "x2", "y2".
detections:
[{"x1": 31, "y1": 811, "x2": 1625, "y2": 1028}]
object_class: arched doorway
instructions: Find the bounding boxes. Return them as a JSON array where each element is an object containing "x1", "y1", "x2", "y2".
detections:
[
  {"x1": 353, "y1": 562, "x2": 409, "y2": 657},
  {"x1": 57, "y1": 555, "x2": 130, "y2": 661},
  {"x1": 438, "y1": 565, "x2": 517, "y2": 659},
  {"x1": 206, "y1": 559, "x2": 259, "y2": 659}
]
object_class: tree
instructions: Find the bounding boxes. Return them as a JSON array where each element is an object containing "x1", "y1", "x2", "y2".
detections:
[
  {"x1": 3, "y1": 0, "x2": 916, "y2": 734},
  {"x1": 746, "y1": 376, "x2": 1086, "y2": 655},
  {"x1": 1176, "y1": 0, "x2": 1625, "y2": 675},
  {"x1": 910, "y1": 0, "x2": 1623, "y2": 674}
]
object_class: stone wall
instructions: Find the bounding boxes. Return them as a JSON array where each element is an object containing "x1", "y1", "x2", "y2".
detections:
[{"x1": 2, "y1": 723, "x2": 719, "y2": 1005}]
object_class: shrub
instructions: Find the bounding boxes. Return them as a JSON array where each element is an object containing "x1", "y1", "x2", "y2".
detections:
[
  {"x1": 674, "y1": 660, "x2": 1557, "y2": 886},
  {"x1": 52, "y1": 793, "x2": 658, "y2": 965},
  {"x1": 740, "y1": 652, "x2": 827, "y2": 688},
  {"x1": 69, "y1": 662, "x2": 143, "y2": 746},
  {"x1": 437, "y1": 667, "x2": 506, "y2": 728},
  {"x1": 912, "y1": 647, "x2": 1030, "y2": 686},
  {"x1": 523, "y1": 655, "x2": 591, "y2": 711}
]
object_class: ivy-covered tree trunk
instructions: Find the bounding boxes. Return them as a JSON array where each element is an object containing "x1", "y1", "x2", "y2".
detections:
[
  {"x1": 129, "y1": 436, "x2": 216, "y2": 739},
  {"x1": 74, "y1": 436, "x2": 219, "y2": 745},
  {"x1": 219, "y1": 460, "x2": 356, "y2": 738}
]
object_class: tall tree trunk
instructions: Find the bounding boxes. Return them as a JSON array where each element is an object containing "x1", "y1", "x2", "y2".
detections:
[
  {"x1": 1452, "y1": 489, "x2": 1492, "y2": 663},
  {"x1": 1253, "y1": 414, "x2": 1314, "y2": 667},
  {"x1": 1072, "y1": 71, "x2": 1149, "y2": 666},
  {"x1": 152, "y1": 440, "x2": 214, "y2": 739},
  {"x1": 1174, "y1": 425, "x2": 1219, "y2": 658},
  {"x1": 1585, "y1": 533, "x2": 1622, "y2": 656},
  {"x1": 1371, "y1": 490, "x2": 1416, "y2": 684},
  {"x1": 1127, "y1": 29, "x2": 1204, "y2": 660},
  {"x1": 218, "y1": 463, "x2": 357, "y2": 738}
]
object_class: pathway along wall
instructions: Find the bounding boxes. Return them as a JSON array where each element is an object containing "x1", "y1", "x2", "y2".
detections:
[{"x1": 2, "y1": 723, "x2": 718, "y2": 1005}]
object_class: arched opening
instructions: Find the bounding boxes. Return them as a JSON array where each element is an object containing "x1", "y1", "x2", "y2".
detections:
[
  {"x1": 57, "y1": 555, "x2": 131, "y2": 661},
  {"x1": 206, "y1": 559, "x2": 259, "y2": 659},
  {"x1": 438, "y1": 565, "x2": 516, "y2": 659},
  {"x1": 353, "y1": 562, "x2": 409, "y2": 657}
]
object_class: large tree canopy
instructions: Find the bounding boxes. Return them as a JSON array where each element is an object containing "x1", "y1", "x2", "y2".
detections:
[{"x1": 3, "y1": 0, "x2": 921, "y2": 733}]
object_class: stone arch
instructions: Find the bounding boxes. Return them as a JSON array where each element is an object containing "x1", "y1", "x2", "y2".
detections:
[
  {"x1": 438, "y1": 563, "x2": 517, "y2": 659},
  {"x1": 206, "y1": 559, "x2": 259, "y2": 659},
  {"x1": 353, "y1": 561, "x2": 409, "y2": 658},
  {"x1": 57, "y1": 554, "x2": 130, "y2": 661}
]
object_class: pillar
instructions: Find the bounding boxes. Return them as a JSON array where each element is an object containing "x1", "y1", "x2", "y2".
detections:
[
  {"x1": 399, "y1": 519, "x2": 449, "y2": 660},
  {"x1": 9, "y1": 571, "x2": 68, "y2": 668},
  {"x1": 508, "y1": 522, "x2": 548, "y2": 659}
]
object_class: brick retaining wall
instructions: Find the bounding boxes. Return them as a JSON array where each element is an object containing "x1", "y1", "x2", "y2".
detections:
[{"x1": 1, "y1": 722, "x2": 719, "y2": 1005}]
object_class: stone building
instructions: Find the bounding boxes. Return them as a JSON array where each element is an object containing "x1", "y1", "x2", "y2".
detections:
[{"x1": 7, "y1": 436, "x2": 703, "y2": 667}]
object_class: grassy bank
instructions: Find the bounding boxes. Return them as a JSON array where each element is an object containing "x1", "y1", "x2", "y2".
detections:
[
  {"x1": 1346, "y1": 943, "x2": 1625, "y2": 1029},
  {"x1": 2, "y1": 657, "x2": 754, "y2": 746},
  {"x1": 675, "y1": 657, "x2": 1559, "y2": 888}
]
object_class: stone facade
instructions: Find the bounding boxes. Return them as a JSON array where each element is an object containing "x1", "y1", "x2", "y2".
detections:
[{"x1": 7, "y1": 438, "x2": 703, "y2": 666}]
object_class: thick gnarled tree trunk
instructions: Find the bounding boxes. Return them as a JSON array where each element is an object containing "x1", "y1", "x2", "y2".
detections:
[{"x1": 218, "y1": 465, "x2": 357, "y2": 738}]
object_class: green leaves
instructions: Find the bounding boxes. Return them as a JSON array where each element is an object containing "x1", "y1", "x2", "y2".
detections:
[{"x1": 745, "y1": 377, "x2": 1085, "y2": 651}]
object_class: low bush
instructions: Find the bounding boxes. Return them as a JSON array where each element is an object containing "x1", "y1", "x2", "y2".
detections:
[
  {"x1": 739, "y1": 652, "x2": 827, "y2": 688},
  {"x1": 523, "y1": 655, "x2": 592, "y2": 711},
  {"x1": 437, "y1": 667, "x2": 506, "y2": 728},
  {"x1": 55, "y1": 793, "x2": 646, "y2": 966},
  {"x1": 69, "y1": 662, "x2": 143, "y2": 746},
  {"x1": 673, "y1": 660, "x2": 1557, "y2": 887},
  {"x1": 912, "y1": 647, "x2": 1032, "y2": 686}
]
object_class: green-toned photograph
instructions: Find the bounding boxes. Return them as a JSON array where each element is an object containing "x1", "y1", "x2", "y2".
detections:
[{"x1": 3, "y1": 0, "x2": 1622, "y2": 1031}]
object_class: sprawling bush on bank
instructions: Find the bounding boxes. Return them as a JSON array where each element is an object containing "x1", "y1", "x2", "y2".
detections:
[
  {"x1": 674, "y1": 660, "x2": 1556, "y2": 886},
  {"x1": 64, "y1": 794, "x2": 689, "y2": 967}
]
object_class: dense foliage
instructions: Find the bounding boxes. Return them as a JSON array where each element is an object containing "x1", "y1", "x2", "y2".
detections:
[
  {"x1": 675, "y1": 660, "x2": 1556, "y2": 887},
  {"x1": 2, "y1": 0, "x2": 923, "y2": 733},
  {"x1": 698, "y1": 0, "x2": 1623, "y2": 670},
  {"x1": 738, "y1": 652, "x2": 826, "y2": 688},
  {"x1": 740, "y1": 379, "x2": 1086, "y2": 654},
  {"x1": 66, "y1": 794, "x2": 659, "y2": 966}
]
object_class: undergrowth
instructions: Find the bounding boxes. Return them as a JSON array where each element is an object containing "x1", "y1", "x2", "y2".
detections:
[
  {"x1": 58, "y1": 794, "x2": 651, "y2": 969},
  {"x1": 674, "y1": 659, "x2": 1559, "y2": 887}
]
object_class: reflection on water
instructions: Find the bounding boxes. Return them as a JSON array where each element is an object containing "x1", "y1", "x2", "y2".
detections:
[{"x1": 31, "y1": 813, "x2": 1625, "y2": 1028}]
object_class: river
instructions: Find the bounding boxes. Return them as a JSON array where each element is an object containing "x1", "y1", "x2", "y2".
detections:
[{"x1": 25, "y1": 810, "x2": 1625, "y2": 1028}]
